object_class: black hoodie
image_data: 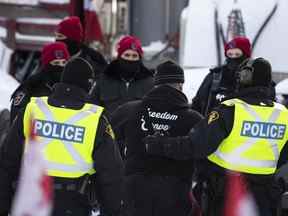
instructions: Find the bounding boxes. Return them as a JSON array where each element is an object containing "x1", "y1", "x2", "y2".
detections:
[{"x1": 111, "y1": 85, "x2": 203, "y2": 177}]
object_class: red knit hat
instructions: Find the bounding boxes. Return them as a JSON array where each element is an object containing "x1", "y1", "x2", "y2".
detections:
[
  {"x1": 224, "y1": 37, "x2": 252, "y2": 58},
  {"x1": 56, "y1": 16, "x2": 84, "y2": 43},
  {"x1": 41, "y1": 42, "x2": 70, "y2": 67},
  {"x1": 117, "y1": 35, "x2": 144, "y2": 58}
]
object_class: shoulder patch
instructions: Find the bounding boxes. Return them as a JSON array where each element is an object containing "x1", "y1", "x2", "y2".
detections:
[
  {"x1": 13, "y1": 91, "x2": 26, "y2": 106},
  {"x1": 208, "y1": 111, "x2": 219, "y2": 124},
  {"x1": 105, "y1": 123, "x2": 115, "y2": 140}
]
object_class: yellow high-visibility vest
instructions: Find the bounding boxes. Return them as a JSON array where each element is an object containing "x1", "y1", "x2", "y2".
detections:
[
  {"x1": 23, "y1": 97, "x2": 104, "y2": 178},
  {"x1": 208, "y1": 98, "x2": 288, "y2": 174}
]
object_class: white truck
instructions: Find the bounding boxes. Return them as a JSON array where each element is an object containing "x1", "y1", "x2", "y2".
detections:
[{"x1": 180, "y1": 0, "x2": 288, "y2": 100}]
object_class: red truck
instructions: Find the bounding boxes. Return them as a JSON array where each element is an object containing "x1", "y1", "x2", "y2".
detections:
[{"x1": 0, "y1": 0, "x2": 104, "y2": 82}]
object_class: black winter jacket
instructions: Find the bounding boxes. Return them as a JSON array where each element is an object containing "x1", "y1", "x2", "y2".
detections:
[
  {"x1": 77, "y1": 45, "x2": 107, "y2": 79},
  {"x1": 10, "y1": 69, "x2": 58, "y2": 123},
  {"x1": 91, "y1": 59, "x2": 154, "y2": 114},
  {"x1": 191, "y1": 66, "x2": 235, "y2": 116},
  {"x1": 111, "y1": 85, "x2": 203, "y2": 178},
  {"x1": 0, "y1": 83, "x2": 124, "y2": 216},
  {"x1": 191, "y1": 65, "x2": 276, "y2": 116}
]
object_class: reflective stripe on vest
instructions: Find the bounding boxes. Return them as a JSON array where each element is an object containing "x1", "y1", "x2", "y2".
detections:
[
  {"x1": 208, "y1": 99, "x2": 288, "y2": 174},
  {"x1": 24, "y1": 97, "x2": 104, "y2": 178}
]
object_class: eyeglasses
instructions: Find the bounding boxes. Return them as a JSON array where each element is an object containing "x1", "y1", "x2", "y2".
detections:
[{"x1": 50, "y1": 59, "x2": 67, "y2": 67}]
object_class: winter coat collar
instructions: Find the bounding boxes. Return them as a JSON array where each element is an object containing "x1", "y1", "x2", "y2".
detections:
[{"x1": 103, "y1": 59, "x2": 153, "y2": 80}]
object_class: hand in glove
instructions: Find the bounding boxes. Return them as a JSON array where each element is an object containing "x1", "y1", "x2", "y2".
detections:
[{"x1": 0, "y1": 211, "x2": 8, "y2": 216}]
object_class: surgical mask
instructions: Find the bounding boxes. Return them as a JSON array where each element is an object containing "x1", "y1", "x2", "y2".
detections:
[{"x1": 118, "y1": 59, "x2": 141, "y2": 79}]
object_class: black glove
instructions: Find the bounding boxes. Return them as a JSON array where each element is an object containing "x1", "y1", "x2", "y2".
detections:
[
  {"x1": 0, "y1": 211, "x2": 8, "y2": 216},
  {"x1": 143, "y1": 133, "x2": 166, "y2": 155}
]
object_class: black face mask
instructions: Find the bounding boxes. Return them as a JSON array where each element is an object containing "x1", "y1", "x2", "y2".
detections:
[
  {"x1": 226, "y1": 56, "x2": 247, "y2": 71},
  {"x1": 44, "y1": 65, "x2": 64, "y2": 84},
  {"x1": 118, "y1": 59, "x2": 141, "y2": 80},
  {"x1": 57, "y1": 38, "x2": 80, "y2": 56}
]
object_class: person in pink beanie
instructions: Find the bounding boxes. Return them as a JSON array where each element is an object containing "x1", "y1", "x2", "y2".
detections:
[
  {"x1": 191, "y1": 36, "x2": 258, "y2": 116},
  {"x1": 91, "y1": 35, "x2": 154, "y2": 114}
]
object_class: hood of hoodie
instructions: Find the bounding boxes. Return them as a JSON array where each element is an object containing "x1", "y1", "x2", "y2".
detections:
[
  {"x1": 103, "y1": 59, "x2": 153, "y2": 80},
  {"x1": 142, "y1": 85, "x2": 189, "y2": 112},
  {"x1": 48, "y1": 83, "x2": 88, "y2": 109}
]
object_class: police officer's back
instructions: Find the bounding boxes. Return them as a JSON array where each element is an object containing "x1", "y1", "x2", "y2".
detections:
[
  {"x1": 111, "y1": 61, "x2": 203, "y2": 216},
  {"x1": 145, "y1": 58, "x2": 288, "y2": 216},
  {"x1": 0, "y1": 57, "x2": 124, "y2": 216},
  {"x1": 10, "y1": 42, "x2": 70, "y2": 123}
]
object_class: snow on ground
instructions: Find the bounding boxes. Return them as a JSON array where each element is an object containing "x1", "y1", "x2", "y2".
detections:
[
  {"x1": 183, "y1": 67, "x2": 210, "y2": 101},
  {"x1": 142, "y1": 40, "x2": 167, "y2": 60},
  {"x1": 276, "y1": 78, "x2": 288, "y2": 95},
  {"x1": 0, "y1": 40, "x2": 19, "y2": 110},
  {"x1": 0, "y1": 26, "x2": 7, "y2": 39},
  {"x1": 142, "y1": 41, "x2": 166, "y2": 54}
]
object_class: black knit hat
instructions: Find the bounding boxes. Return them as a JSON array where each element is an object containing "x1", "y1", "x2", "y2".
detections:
[
  {"x1": 154, "y1": 60, "x2": 184, "y2": 85},
  {"x1": 61, "y1": 57, "x2": 94, "y2": 92},
  {"x1": 252, "y1": 58, "x2": 272, "y2": 87}
]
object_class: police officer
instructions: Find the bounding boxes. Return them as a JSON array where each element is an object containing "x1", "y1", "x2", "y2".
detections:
[
  {"x1": 145, "y1": 58, "x2": 288, "y2": 216},
  {"x1": 55, "y1": 16, "x2": 107, "y2": 79},
  {"x1": 0, "y1": 57, "x2": 124, "y2": 216},
  {"x1": 111, "y1": 60, "x2": 203, "y2": 216},
  {"x1": 192, "y1": 37, "x2": 253, "y2": 116},
  {"x1": 10, "y1": 42, "x2": 70, "y2": 123},
  {"x1": 0, "y1": 109, "x2": 9, "y2": 148}
]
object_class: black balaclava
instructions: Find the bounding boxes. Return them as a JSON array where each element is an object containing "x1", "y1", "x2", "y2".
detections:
[
  {"x1": 57, "y1": 38, "x2": 81, "y2": 56},
  {"x1": 118, "y1": 58, "x2": 141, "y2": 80},
  {"x1": 43, "y1": 64, "x2": 64, "y2": 84},
  {"x1": 226, "y1": 55, "x2": 248, "y2": 71},
  {"x1": 223, "y1": 56, "x2": 248, "y2": 86}
]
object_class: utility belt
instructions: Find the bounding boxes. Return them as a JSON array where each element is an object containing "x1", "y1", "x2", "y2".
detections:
[
  {"x1": 54, "y1": 174, "x2": 99, "y2": 206},
  {"x1": 53, "y1": 175, "x2": 92, "y2": 195},
  {"x1": 53, "y1": 182, "x2": 79, "y2": 192}
]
